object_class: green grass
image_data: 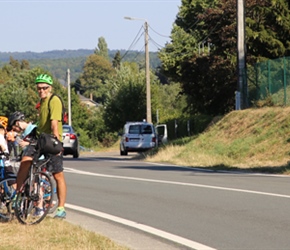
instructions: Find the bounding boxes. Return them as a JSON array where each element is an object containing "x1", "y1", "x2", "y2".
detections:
[
  {"x1": 146, "y1": 107, "x2": 290, "y2": 174},
  {"x1": 0, "y1": 217, "x2": 129, "y2": 250}
]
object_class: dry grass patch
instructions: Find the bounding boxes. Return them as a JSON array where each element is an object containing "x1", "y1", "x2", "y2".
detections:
[
  {"x1": 0, "y1": 217, "x2": 129, "y2": 250},
  {"x1": 146, "y1": 107, "x2": 290, "y2": 174}
]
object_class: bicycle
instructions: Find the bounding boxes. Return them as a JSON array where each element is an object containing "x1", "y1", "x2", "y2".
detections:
[
  {"x1": 0, "y1": 152, "x2": 17, "y2": 222},
  {"x1": 42, "y1": 163, "x2": 58, "y2": 214},
  {"x1": 14, "y1": 148, "x2": 58, "y2": 225}
]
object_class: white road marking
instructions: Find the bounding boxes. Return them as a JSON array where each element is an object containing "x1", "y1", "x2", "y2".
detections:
[
  {"x1": 65, "y1": 168, "x2": 290, "y2": 199},
  {"x1": 64, "y1": 165, "x2": 289, "y2": 250},
  {"x1": 66, "y1": 203, "x2": 217, "y2": 250}
]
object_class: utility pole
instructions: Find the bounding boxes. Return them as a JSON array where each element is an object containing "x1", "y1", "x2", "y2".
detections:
[
  {"x1": 144, "y1": 21, "x2": 152, "y2": 123},
  {"x1": 237, "y1": 0, "x2": 247, "y2": 109},
  {"x1": 67, "y1": 69, "x2": 72, "y2": 126},
  {"x1": 124, "y1": 16, "x2": 152, "y2": 123}
]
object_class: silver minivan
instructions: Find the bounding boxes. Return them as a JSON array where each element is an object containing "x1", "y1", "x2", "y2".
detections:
[{"x1": 120, "y1": 121, "x2": 157, "y2": 155}]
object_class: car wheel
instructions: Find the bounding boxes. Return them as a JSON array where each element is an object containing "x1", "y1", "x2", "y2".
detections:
[
  {"x1": 120, "y1": 148, "x2": 128, "y2": 156},
  {"x1": 73, "y1": 149, "x2": 79, "y2": 158}
]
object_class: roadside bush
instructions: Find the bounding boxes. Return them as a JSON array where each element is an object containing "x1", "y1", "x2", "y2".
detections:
[{"x1": 100, "y1": 132, "x2": 119, "y2": 147}]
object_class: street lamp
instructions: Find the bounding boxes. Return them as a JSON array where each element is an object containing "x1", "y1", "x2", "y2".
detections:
[{"x1": 124, "y1": 16, "x2": 152, "y2": 123}]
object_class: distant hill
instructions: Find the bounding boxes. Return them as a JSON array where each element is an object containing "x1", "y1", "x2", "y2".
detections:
[
  {"x1": 0, "y1": 49, "x2": 160, "y2": 66},
  {"x1": 0, "y1": 49, "x2": 85, "y2": 61},
  {"x1": 0, "y1": 49, "x2": 161, "y2": 83},
  {"x1": 0, "y1": 49, "x2": 110, "y2": 61}
]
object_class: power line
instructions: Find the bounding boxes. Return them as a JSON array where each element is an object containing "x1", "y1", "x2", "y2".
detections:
[
  {"x1": 121, "y1": 32, "x2": 145, "y2": 60},
  {"x1": 123, "y1": 22, "x2": 172, "y2": 57},
  {"x1": 148, "y1": 24, "x2": 170, "y2": 38},
  {"x1": 121, "y1": 25, "x2": 144, "y2": 60},
  {"x1": 149, "y1": 35, "x2": 164, "y2": 50}
]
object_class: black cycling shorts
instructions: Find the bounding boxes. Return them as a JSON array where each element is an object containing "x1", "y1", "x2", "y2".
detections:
[
  {"x1": 47, "y1": 153, "x2": 63, "y2": 174},
  {"x1": 22, "y1": 144, "x2": 64, "y2": 174}
]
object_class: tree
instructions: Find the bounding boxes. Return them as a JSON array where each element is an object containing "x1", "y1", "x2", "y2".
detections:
[
  {"x1": 103, "y1": 63, "x2": 146, "y2": 131},
  {"x1": 159, "y1": 0, "x2": 290, "y2": 114},
  {"x1": 103, "y1": 62, "x2": 161, "y2": 131},
  {"x1": 112, "y1": 51, "x2": 121, "y2": 69},
  {"x1": 94, "y1": 37, "x2": 109, "y2": 60},
  {"x1": 9, "y1": 56, "x2": 21, "y2": 70},
  {"x1": 156, "y1": 83, "x2": 187, "y2": 122},
  {"x1": 79, "y1": 54, "x2": 115, "y2": 104},
  {"x1": 21, "y1": 60, "x2": 30, "y2": 70}
]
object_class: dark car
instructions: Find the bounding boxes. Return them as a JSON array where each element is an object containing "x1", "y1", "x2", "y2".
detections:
[{"x1": 62, "y1": 125, "x2": 80, "y2": 158}]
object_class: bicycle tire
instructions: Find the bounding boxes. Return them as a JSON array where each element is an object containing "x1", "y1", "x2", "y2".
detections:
[
  {"x1": 15, "y1": 171, "x2": 53, "y2": 225},
  {"x1": 41, "y1": 172, "x2": 58, "y2": 214},
  {"x1": 47, "y1": 176, "x2": 58, "y2": 214},
  {"x1": 0, "y1": 177, "x2": 17, "y2": 222}
]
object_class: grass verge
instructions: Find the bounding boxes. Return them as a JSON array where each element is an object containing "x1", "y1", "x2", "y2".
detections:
[
  {"x1": 0, "y1": 217, "x2": 129, "y2": 250},
  {"x1": 145, "y1": 107, "x2": 290, "y2": 175}
]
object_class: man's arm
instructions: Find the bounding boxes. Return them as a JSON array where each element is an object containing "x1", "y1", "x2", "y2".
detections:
[
  {"x1": 51, "y1": 119, "x2": 59, "y2": 140},
  {"x1": 0, "y1": 143, "x2": 7, "y2": 152}
]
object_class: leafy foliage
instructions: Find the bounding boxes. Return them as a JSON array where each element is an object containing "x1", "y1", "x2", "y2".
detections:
[
  {"x1": 159, "y1": 0, "x2": 290, "y2": 115},
  {"x1": 112, "y1": 51, "x2": 121, "y2": 69},
  {"x1": 103, "y1": 63, "x2": 147, "y2": 132},
  {"x1": 79, "y1": 54, "x2": 115, "y2": 104},
  {"x1": 94, "y1": 37, "x2": 110, "y2": 60},
  {"x1": 155, "y1": 82, "x2": 186, "y2": 122},
  {"x1": 0, "y1": 58, "x2": 95, "y2": 148},
  {"x1": 102, "y1": 61, "x2": 187, "y2": 133}
]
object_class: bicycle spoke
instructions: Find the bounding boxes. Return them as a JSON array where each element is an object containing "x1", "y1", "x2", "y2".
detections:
[
  {"x1": 15, "y1": 172, "x2": 53, "y2": 225},
  {"x1": 0, "y1": 178, "x2": 17, "y2": 222}
]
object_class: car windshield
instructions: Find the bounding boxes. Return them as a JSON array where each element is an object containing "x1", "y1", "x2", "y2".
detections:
[
  {"x1": 141, "y1": 125, "x2": 153, "y2": 134},
  {"x1": 128, "y1": 125, "x2": 152, "y2": 134}
]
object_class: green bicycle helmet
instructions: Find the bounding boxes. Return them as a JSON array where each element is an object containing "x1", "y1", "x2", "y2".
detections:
[{"x1": 35, "y1": 74, "x2": 53, "y2": 85}]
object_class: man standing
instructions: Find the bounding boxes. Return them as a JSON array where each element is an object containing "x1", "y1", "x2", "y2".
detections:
[{"x1": 36, "y1": 74, "x2": 67, "y2": 219}]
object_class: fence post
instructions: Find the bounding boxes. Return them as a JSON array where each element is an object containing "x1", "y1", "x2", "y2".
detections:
[
  {"x1": 268, "y1": 60, "x2": 271, "y2": 94},
  {"x1": 235, "y1": 91, "x2": 241, "y2": 110},
  {"x1": 175, "y1": 119, "x2": 178, "y2": 138}
]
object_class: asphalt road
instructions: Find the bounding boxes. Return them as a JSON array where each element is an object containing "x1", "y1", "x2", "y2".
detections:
[{"x1": 63, "y1": 151, "x2": 290, "y2": 250}]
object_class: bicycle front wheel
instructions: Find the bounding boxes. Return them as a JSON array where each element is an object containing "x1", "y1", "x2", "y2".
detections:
[
  {"x1": 15, "y1": 171, "x2": 53, "y2": 225},
  {"x1": 0, "y1": 178, "x2": 17, "y2": 222}
]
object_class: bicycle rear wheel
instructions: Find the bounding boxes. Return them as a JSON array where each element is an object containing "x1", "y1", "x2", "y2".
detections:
[
  {"x1": 41, "y1": 172, "x2": 58, "y2": 214},
  {"x1": 15, "y1": 171, "x2": 53, "y2": 225},
  {"x1": 47, "y1": 176, "x2": 58, "y2": 214},
  {"x1": 0, "y1": 178, "x2": 17, "y2": 222}
]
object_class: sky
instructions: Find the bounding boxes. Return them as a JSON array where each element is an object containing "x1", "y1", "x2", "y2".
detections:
[{"x1": 0, "y1": 0, "x2": 181, "y2": 53}]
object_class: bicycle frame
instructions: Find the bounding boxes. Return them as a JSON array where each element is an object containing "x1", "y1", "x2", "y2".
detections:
[
  {"x1": 14, "y1": 151, "x2": 54, "y2": 225},
  {"x1": 0, "y1": 153, "x2": 17, "y2": 221}
]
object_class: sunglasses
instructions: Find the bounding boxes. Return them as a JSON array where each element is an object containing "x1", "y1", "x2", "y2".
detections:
[{"x1": 37, "y1": 86, "x2": 50, "y2": 91}]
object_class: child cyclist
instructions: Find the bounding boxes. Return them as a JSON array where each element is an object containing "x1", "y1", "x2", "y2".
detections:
[
  {"x1": 0, "y1": 117, "x2": 9, "y2": 157},
  {"x1": 0, "y1": 117, "x2": 15, "y2": 221},
  {"x1": 0, "y1": 116, "x2": 16, "y2": 179},
  {"x1": 7, "y1": 111, "x2": 46, "y2": 216}
]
